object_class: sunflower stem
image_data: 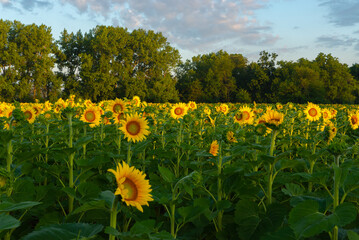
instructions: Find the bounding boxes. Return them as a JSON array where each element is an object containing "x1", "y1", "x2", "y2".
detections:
[
  {"x1": 67, "y1": 112, "x2": 75, "y2": 214},
  {"x1": 109, "y1": 196, "x2": 119, "y2": 240},
  {"x1": 217, "y1": 142, "x2": 223, "y2": 231},
  {"x1": 127, "y1": 141, "x2": 132, "y2": 165},
  {"x1": 82, "y1": 125, "x2": 87, "y2": 158},
  {"x1": 267, "y1": 129, "x2": 278, "y2": 206}
]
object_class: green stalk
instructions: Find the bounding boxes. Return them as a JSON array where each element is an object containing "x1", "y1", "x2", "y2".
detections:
[
  {"x1": 68, "y1": 113, "x2": 74, "y2": 214},
  {"x1": 82, "y1": 125, "x2": 87, "y2": 158},
  {"x1": 267, "y1": 130, "x2": 278, "y2": 205},
  {"x1": 44, "y1": 122, "x2": 50, "y2": 186},
  {"x1": 127, "y1": 141, "x2": 132, "y2": 165},
  {"x1": 109, "y1": 196, "x2": 119, "y2": 240},
  {"x1": 170, "y1": 202, "x2": 176, "y2": 238},
  {"x1": 217, "y1": 143, "x2": 223, "y2": 231},
  {"x1": 332, "y1": 156, "x2": 341, "y2": 240}
]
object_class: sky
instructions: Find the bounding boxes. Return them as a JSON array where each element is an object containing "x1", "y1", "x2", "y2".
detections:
[{"x1": 1, "y1": 0, "x2": 359, "y2": 66}]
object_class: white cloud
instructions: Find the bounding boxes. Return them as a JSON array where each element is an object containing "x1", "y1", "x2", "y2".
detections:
[{"x1": 58, "y1": 0, "x2": 278, "y2": 53}]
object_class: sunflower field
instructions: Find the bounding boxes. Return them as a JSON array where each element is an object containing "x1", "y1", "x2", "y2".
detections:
[{"x1": 1, "y1": 96, "x2": 359, "y2": 240}]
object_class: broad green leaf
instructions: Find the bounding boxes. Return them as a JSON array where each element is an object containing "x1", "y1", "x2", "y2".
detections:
[
  {"x1": 22, "y1": 223, "x2": 103, "y2": 240},
  {"x1": 158, "y1": 165, "x2": 175, "y2": 183},
  {"x1": 347, "y1": 231, "x2": 359, "y2": 240},
  {"x1": 105, "y1": 226, "x2": 120, "y2": 237},
  {"x1": 289, "y1": 200, "x2": 356, "y2": 239},
  {"x1": 261, "y1": 226, "x2": 296, "y2": 240},
  {"x1": 0, "y1": 201, "x2": 41, "y2": 212},
  {"x1": 235, "y1": 199, "x2": 260, "y2": 240},
  {"x1": 71, "y1": 200, "x2": 107, "y2": 215},
  {"x1": 0, "y1": 213, "x2": 20, "y2": 231},
  {"x1": 130, "y1": 219, "x2": 156, "y2": 235},
  {"x1": 281, "y1": 183, "x2": 304, "y2": 197}
]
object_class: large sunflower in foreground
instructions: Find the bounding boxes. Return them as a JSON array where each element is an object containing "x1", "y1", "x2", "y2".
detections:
[
  {"x1": 120, "y1": 113, "x2": 150, "y2": 142},
  {"x1": 170, "y1": 103, "x2": 188, "y2": 120},
  {"x1": 108, "y1": 161, "x2": 153, "y2": 212},
  {"x1": 304, "y1": 102, "x2": 321, "y2": 121}
]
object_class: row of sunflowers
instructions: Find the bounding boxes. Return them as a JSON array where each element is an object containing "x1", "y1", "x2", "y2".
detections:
[{"x1": 1, "y1": 96, "x2": 359, "y2": 239}]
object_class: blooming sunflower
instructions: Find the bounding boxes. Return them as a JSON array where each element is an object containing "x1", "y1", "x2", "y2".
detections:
[
  {"x1": 262, "y1": 109, "x2": 284, "y2": 128},
  {"x1": 108, "y1": 98, "x2": 127, "y2": 114},
  {"x1": 113, "y1": 112, "x2": 126, "y2": 125},
  {"x1": 188, "y1": 101, "x2": 197, "y2": 110},
  {"x1": 209, "y1": 140, "x2": 219, "y2": 156},
  {"x1": 80, "y1": 106, "x2": 101, "y2": 127},
  {"x1": 170, "y1": 103, "x2": 188, "y2": 120},
  {"x1": 22, "y1": 107, "x2": 36, "y2": 124},
  {"x1": 349, "y1": 113, "x2": 359, "y2": 130},
  {"x1": 120, "y1": 113, "x2": 150, "y2": 143},
  {"x1": 132, "y1": 96, "x2": 141, "y2": 107},
  {"x1": 108, "y1": 161, "x2": 153, "y2": 212},
  {"x1": 321, "y1": 108, "x2": 332, "y2": 122},
  {"x1": 304, "y1": 102, "x2": 321, "y2": 121},
  {"x1": 233, "y1": 106, "x2": 254, "y2": 125},
  {"x1": 226, "y1": 131, "x2": 238, "y2": 143}
]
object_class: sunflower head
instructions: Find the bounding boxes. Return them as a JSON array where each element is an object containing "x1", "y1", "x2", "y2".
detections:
[
  {"x1": 120, "y1": 113, "x2": 150, "y2": 143},
  {"x1": 233, "y1": 106, "x2": 254, "y2": 125},
  {"x1": 170, "y1": 103, "x2": 188, "y2": 120},
  {"x1": 349, "y1": 113, "x2": 359, "y2": 130},
  {"x1": 22, "y1": 107, "x2": 36, "y2": 124},
  {"x1": 209, "y1": 140, "x2": 219, "y2": 156},
  {"x1": 132, "y1": 96, "x2": 141, "y2": 107},
  {"x1": 108, "y1": 161, "x2": 153, "y2": 212},
  {"x1": 304, "y1": 102, "x2": 321, "y2": 121},
  {"x1": 108, "y1": 98, "x2": 127, "y2": 114},
  {"x1": 262, "y1": 109, "x2": 284, "y2": 129},
  {"x1": 188, "y1": 101, "x2": 197, "y2": 110},
  {"x1": 226, "y1": 131, "x2": 238, "y2": 143},
  {"x1": 80, "y1": 106, "x2": 101, "y2": 127}
]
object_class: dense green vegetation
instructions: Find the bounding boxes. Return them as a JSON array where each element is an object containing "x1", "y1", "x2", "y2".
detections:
[{"x1": 1, "y1": 19, "x2": 359, "y2": 103}]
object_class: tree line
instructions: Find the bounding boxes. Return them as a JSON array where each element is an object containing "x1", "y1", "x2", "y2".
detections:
[{"x1": 1, "y1": 19, "x2": 359, "y2": 103}]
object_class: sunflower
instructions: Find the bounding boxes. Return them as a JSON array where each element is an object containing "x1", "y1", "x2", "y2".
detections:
[
  {"x1": 262, "y1": 109, "x2": 284, "y2": 128},
  {"x1": 80, "y1": 106, "x2": 101, "y2": 127},
  {"x1": 113, "y1": 112, "x2": 126, "y2": 125},
  {"x1": 226, "y1": 131, "x2": 238, "y2": 143},
  {"x1": 170, "y1": 103, "x2": 188, "y2": 120},
  {"x1": 188, "y1": 101, "x2": 197, "y2": 110},
  {"x1": 209, "y1": 140, "x2": 219, "y2": 156},
  {"x1": 108, "y1": 161, "x2": 153, "y2": 212},
  {"x1": 321, "y1": 108, "x2": 332, "y2": 122},
  {"x1": 108, "y1": 98, "x2": 127, "y2": 114},
  {"x1": 22, "y1": 107, "x2": 36, "y2": 124},
  {"x1": 120, "y1": 113, "x2": 150, "y2": 143},
  {"x1": 304, "y1": 102, "x2": 321, "y2": 121},
  {"x1": 132, "y1": 96, "x2": 141, "y2": 107},
  {"x1": 349, "y1": 113, "x2": 359, "y2": 130},
  {"x1": 233, "y1": 106, "x2": 254, "y2": 125}
]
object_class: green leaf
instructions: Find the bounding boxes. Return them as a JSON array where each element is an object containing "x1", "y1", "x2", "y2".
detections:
[
  {"x1": 0, "y1": 201, "x2": 41, "y2": 212},
  {"x1": 347, "y1": 231, "x2": 359, "y2": 240},
  {"x1": 261, "y1": 226, "x2": 296, "y2": 240},
  {"x1": 0, "y1": 213, "x2": 20, "y2": 231},
  {"x1": 281, "y1": 183, "x2": 304, "y2": 197},
  {"x1": 71, "y1": 200, "x2": 107, "y2": 215},
  {"x1": 130, "y1": 219, "x2": 156, "y2": 235},
  {"x1": 22, "y1": 223, "x2": 103, "y2": 240},
  {"x1": 289, "y1": 200, "x2": 356, "y2": 239},
  {"x1": 334, "y1": 202, "x2": 357, "y2": 227},
  {"x1": 158, "y1": 165, "x2": 175, "y2": 183},
  {"x1": 235, "y1": 199, "x2": 260, "y2": 240},
  {"x1": 98, "y1": 190, "x2": 115, "y2": 209},
  {"x1": 105, "y1": 226, "x2": 120, "y2": 237}
]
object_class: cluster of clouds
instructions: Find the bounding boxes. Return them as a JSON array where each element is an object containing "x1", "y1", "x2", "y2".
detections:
[{"x1": 1, "y1": 0, "x2": 359, "y2": 61}]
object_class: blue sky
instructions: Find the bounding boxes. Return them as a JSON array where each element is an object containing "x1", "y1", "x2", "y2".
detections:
[{"x1": 1, "y1": 0, "x2": 359, "y2": 65}]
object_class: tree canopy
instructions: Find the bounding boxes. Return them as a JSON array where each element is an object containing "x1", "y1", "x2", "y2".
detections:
[{"x1": 1, "y1": 19, "x2": 359, "y2": 103}]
